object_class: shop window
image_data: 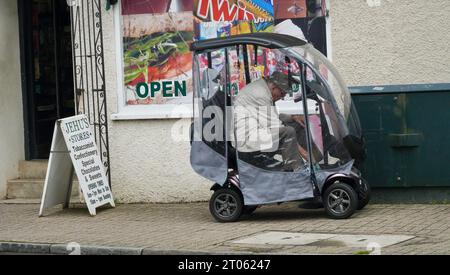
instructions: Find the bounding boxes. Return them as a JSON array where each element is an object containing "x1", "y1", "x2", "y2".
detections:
[{"x1": 113, "y1": 0, "x2": 330, "y2": 119}]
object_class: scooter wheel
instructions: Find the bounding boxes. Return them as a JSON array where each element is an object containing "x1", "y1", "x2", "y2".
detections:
[
  {"x1": 209, "y1": 188, "x2": 244, "y2": 222},
  {"x1": 323, "y1": 182, "x2": 358, "y2": 219}
]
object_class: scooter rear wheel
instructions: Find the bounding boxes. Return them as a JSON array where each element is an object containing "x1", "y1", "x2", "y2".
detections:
[
  {"x1": 323, "y1": 182, "x2": 358, "y2": 219},
  {"x1": 209, "y1": 188, "x2": 244, "y2": 222}
]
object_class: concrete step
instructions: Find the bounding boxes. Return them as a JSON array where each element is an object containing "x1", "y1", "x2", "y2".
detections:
[
  {"x1": 19, "y1": 160, "x2": 49, "y2": 179},
  {"x1": 6, "y1": 179, "x2": 79, "y2": 199}
]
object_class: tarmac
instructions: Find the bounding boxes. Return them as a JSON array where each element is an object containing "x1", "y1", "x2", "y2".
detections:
[{"x1": 1, "y1": 201, "x2": 450, "y2": 255}]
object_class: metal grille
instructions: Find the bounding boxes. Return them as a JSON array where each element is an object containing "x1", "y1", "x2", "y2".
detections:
[{"x1": 68, "y1": 0, "x2": 111, "y2": 185}]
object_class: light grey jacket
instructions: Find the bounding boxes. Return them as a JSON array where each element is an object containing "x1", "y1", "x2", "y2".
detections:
[{"x1": 232, "y1": 79, "x2": 283, "y2": 152}]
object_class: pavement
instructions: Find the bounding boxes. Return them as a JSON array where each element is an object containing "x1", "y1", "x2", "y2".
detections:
[{"x1": 1, "y1": 201, "x2": 450, "y2": 255}]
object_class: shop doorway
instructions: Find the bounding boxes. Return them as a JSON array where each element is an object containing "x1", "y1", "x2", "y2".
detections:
[{"x1": 19, "y1": 0, "x2": 75, "y2": 159}]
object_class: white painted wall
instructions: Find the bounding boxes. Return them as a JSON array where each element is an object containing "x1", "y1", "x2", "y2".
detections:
[
  {"x1": 330, "y1": 0, "x2": 450, "y2": 86},
  {"x1": 0, "y1": 0, "x2": 24, "y2": 198}
]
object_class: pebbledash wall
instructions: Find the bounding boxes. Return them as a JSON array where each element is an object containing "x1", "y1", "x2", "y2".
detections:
[
  {"x1": 330, "y1": 0, "x2": 450, "y2": 86},
  {"x1": 102, "y1": 0, "x2": 450, "y2": 203},
  {"x1": 0, "y1": 0, "x2": 24, "y2": 199}
]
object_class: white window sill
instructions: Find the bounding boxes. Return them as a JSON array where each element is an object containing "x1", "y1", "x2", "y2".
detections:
[
  {"x1": 111, "y1": 105, "x2": 193, "y2": 120},
  {"x1": 111, "y1": 101, "x2": 318, "y2": 121}
]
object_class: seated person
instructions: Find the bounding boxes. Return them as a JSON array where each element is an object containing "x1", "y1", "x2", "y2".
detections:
[{"x1": 232, "y1": 71, "x2": 304, "y2": 171}]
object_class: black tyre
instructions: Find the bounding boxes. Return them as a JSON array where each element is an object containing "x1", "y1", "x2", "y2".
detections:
[
  {"x1": 357, "y1": 179, "x2": 371, "y2": 210},
  {"x1": 323, "y1": 182, "x2": 358, "y2": 219},
  {"x1": 242, "y1": 205, "x2": 258, "y2": 215},
  {"x1": 209, "y1": 188, "x2": 244, "y2": 222}
]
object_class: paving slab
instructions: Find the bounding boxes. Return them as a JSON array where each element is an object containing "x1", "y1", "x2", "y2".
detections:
[
  {"x1": 0, "y1": 202, "x2": 449, "y2": 255},
  {"x1": 231, "y1": 231, "x2": 415, "y2": 248}
]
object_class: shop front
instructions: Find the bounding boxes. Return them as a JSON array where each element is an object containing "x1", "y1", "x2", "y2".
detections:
[
  {"x1": 103, "y1": 0, "x2": 331, "y2": 202},
  {"x1": 2, "y1": 0, "x2": 450, "y2": 202},
  {"x1": 100, "y1": 0, "x2": 450, "y2": 203}
]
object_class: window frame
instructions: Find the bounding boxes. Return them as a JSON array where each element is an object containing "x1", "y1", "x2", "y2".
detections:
[{"x1": 111, "y1": 0, "x2": 332, "y2": 121}]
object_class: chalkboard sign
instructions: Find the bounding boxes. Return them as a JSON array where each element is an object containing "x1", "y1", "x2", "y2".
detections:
[{"x1": 39, "y1": 115, "x2": 115, "y2": 216}]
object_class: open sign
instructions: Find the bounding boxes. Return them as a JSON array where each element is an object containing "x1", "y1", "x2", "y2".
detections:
[{"x1": 135, "y1": 81, "x2": 187, "y2": 99}]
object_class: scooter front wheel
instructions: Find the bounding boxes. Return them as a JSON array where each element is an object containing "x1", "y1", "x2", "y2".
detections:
[
  {"x1": 323, "y1": 182, "x2": 358, "y2": 219},
  {"x1": 209, "y1": 188, "x2": 244, "y2": 222}
]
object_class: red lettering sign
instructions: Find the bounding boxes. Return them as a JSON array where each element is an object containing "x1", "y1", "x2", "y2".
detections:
[
  {"x1": 196, "y1": 0, "x2": 256, "y2": 22},
  {"x1": 212, "y1": 0, "x2": 238, "y2": 21}
]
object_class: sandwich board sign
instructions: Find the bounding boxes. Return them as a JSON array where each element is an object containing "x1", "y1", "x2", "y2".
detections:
[{"x1": 39, "y1": 115, "x2": 115, "y2": 216}]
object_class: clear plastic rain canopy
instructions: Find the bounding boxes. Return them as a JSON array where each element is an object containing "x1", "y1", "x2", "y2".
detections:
[
  {"x1": 191, "y1": 36, "x2": 364, "y2": 205},
  {"x1": 289, "y1": 44, "x2": 362, "y2": 139}
]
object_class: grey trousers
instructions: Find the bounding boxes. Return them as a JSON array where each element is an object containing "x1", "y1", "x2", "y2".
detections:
[{"x1": 278, "y1": 126, "x2": 304, "y2": 170}]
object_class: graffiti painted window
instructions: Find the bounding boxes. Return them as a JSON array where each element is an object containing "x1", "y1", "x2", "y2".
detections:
[
  {"x1": 122, "y1": 0, "x2": 194, "y2": 106},
  {"x1": 194, "y1": 0, "x2": 275, "y2": 40},
  {"x1": 117, "y1": 0, "x2": 329, "y2": 118}
]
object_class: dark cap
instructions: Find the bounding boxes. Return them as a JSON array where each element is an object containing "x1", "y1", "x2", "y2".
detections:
[{"x1": 267, "y1": 71, "x2": 292, "y2": 94}]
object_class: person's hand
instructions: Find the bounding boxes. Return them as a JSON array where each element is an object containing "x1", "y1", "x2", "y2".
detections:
[
  {"x1": 279, "y1": 113, "x2": 294, "y2": 124},
  {"x1": 298, "y1": 145, "x2": 309, "y2": 162},
  {"x1": 292, "y1": 115, "x2": 306, "y2": 127}
]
